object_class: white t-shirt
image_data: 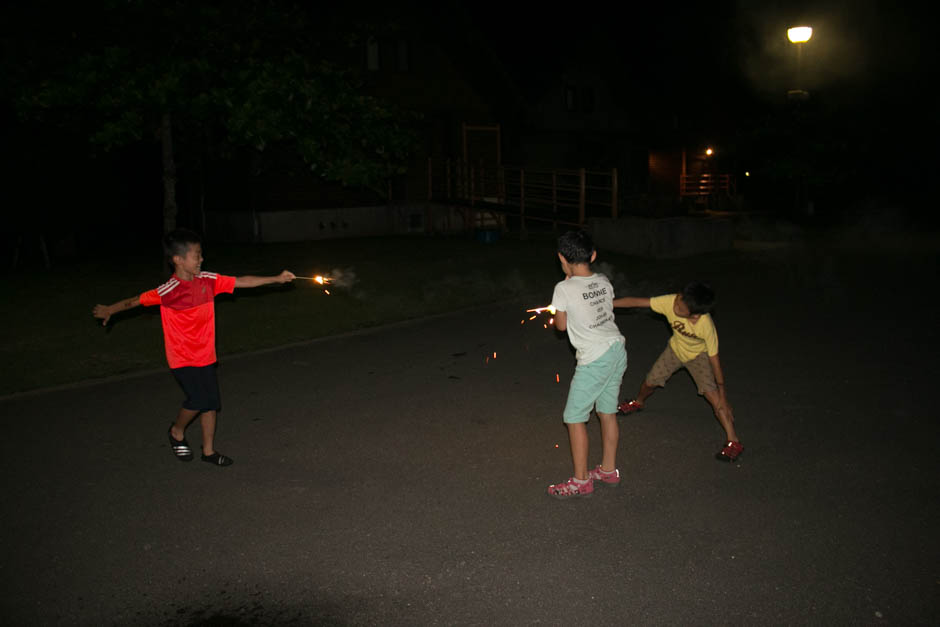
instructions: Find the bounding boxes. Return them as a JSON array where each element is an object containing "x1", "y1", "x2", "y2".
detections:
[{"x1": 551, "y1": 273, "x2": 625, "y2": 365}]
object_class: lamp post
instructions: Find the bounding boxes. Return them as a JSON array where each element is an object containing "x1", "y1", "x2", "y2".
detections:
[
  {"x1": 787, "y1": 26, "x2": 813, "y2": 100},
  {"x1": 787, "y1": 26, "x2": 813, "y2": 214},
  {"x1": 704, "y1": 147, "x2": 715, "y2": 210}
]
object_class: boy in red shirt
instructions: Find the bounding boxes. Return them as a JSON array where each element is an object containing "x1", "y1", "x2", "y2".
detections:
[{"x1": 93, "y1": 228, "x2": 295, "y2": 467}]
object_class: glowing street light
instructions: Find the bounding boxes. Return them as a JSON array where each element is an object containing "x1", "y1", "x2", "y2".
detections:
[
  {"x1": 787, "y1": 26, "x2": 813, "y2": 44},
  {"x1": 787, "y1": 25, "x2": 813, "y2": 100}
]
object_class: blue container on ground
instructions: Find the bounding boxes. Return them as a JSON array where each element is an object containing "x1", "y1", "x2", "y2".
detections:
[{"x1": 475, "y1": 229, "x2": 500, "y2": 243}]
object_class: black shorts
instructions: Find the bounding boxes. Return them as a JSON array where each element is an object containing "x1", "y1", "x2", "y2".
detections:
[{"x1": 171, "y1": 363, "x2": 221, "y2": 412}]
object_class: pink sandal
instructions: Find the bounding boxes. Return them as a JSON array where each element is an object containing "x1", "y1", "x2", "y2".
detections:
[{"x1": 547, "y1": 477, "x2": 594, "y2": 499}]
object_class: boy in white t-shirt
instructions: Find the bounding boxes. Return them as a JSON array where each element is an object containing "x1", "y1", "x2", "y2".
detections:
[
  {"x1": 613, "y1": 282, "x2": 743, "y2": 462},
  {"x1": 546, "y1": 230, "x2": 628, "y2": 499}
]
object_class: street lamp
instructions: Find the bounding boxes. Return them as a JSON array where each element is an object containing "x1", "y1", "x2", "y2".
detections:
[
  {"x1": 787, "y1": 26, "x2": 812, "y2": 100},
  {"x1": 787, "y1": 26, "x2": 813, "y2": 213},
  {"x1": 787, "y1": 26, "x2": 812, "y2": 44}
]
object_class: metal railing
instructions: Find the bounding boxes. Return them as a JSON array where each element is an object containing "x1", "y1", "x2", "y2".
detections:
[
  {"x1": 679, "y1": 173, "x2": 735, "y2": 197},
  {"x1": 427, "y1": 158, "x2": 618, "y2": 230}
]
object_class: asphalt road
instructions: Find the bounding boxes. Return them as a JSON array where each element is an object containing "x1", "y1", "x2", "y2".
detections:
[{"x1": 1, "y1": 246, "x2": 937, "y2": 625}]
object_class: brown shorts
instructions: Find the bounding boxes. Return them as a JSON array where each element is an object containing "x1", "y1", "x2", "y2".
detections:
[{"x1": 645, "y1": 346, "x2": 717, "y2": 395}]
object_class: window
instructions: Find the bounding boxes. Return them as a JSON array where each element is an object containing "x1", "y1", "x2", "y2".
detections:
[
  {"x1": 565, "y1": 86, "x2": 577, "y2": 112},
  {"x1": 580, "y1": 87, "x2": 595, "y2": 113},
  {"x1": 397, "y1": 39, "x2": 410, "y2": 72},
  {"x1": 366, "y1": 37, "x2": 380, "y2": 71}
]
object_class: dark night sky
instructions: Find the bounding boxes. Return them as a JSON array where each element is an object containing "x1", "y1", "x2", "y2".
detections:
[
  {"x1": 1, "y1": 0, "x2": 934, "y2": 240},
  {"x1": 462, "y1": 1, "x2": 934, "y2": 205},
  {"x1": 463, "y1": 1, "x2": 933, "y2": 115}
]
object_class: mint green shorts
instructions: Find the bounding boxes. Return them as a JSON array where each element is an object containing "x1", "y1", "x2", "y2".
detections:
[{"x1": 563, "y1": 342, "x2": 627, "y2": 423}]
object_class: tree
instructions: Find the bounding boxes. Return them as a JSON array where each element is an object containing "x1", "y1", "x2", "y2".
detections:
[{"x1": 7, "y1": 0, "x2": 419, "y2": 235}]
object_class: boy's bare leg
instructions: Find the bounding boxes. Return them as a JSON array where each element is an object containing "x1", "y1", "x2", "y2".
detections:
[
  {"x1": 598, "y1": 412, "x2": 619, "y2": 471},
  {"x1": 566, "y1": 422, "x2": 589, "y2": 480},
  {"x1": 199, "y1": 410, "x2": 218, "y2": 456},
  {"x1": 633, "y1": 381, "x2": 656, "y2": 407},
  {"x1": 704, "y1": 390, "x2": 739, "y2": 442},
  {"x1": 170, "y1": 408, "x2": 200, "y2": 441}
]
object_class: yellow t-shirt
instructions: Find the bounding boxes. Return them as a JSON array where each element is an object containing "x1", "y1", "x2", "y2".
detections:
[{"x1": 649, "y1": 294, "x2": 718, "y2": 363}]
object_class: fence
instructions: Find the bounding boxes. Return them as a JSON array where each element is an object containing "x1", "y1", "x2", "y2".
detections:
[
  {"x1": 679, "y1": 173, "x2": 735, "y2": 198},
  {"x1": 427, "y1": 158, "x2": 618, "y2": 231}
]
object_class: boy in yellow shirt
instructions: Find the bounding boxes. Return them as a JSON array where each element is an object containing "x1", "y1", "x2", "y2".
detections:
[{"x1": 613, "y1": 282, "x2": 743, "y2": 461}]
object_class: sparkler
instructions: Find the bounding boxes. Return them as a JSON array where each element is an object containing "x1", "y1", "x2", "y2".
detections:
[
  {"x1": 525, "y1": 305, "x2": 556, "y2": 315},
  {"x1": 521, "y1": 304, "x2": 556, "y2": 326},
  {"x1": 294, "y1": 275, "x2": 333, "y2": 284},
  {"x1": 293, "y1": 275, "x2": 333, "y2": 295}
]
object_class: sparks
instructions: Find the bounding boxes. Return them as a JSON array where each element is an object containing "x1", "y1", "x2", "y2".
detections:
[
  {"x1": 526, "y1": 305, "x2": 556, "y2": 315},
  {"x1": 294, "y1": 275, "x2": 333, "y2": 284}
]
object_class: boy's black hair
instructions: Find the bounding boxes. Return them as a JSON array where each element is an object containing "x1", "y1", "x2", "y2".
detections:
[
  {"x1": 557, "y1": 230, "x2": 595, "y2": 264},
  {"x1": 681, "y1": 281, "x2": 716, "y2": 315},
  {"x1": 163, "y1": 228, "x2": 201, "y2": 263}
]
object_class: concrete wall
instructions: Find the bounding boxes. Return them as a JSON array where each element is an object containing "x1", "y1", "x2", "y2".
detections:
[
  {"x1": 590, "y1": 216, "x2": 734, "y2": 259},
  {"x1": 205, "y1": 204, "x2": 470, "y2": 243}
]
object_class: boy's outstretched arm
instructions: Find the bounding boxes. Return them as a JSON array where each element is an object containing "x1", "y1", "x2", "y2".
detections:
[
  {"x1": 708, "y1": 353, "x2": 734, "y2": 418},
  {"x1": 612, "y1": 296, "x2": 651, "y2": 309},
  {"x1": 92, "y1": 296, "x2": 140, "y2": 326},
  {"x1": 234, "y1": 270, "x2": 296, "y2": 288}
]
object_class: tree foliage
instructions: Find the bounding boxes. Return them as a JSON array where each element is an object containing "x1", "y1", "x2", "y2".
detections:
[{"x1": 6, "y1": 0, "x2": 419, "y2": 230}]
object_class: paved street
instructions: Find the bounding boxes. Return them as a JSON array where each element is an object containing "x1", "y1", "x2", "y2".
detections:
[{"x1": 2, "y1": 247, "x2": 937, "y2": 625}]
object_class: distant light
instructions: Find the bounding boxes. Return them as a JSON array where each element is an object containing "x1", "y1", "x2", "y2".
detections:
[
  {"x1": 705, "y1": 148, "x2": 714, "y2": 156},
  {"x1": 745, "y1": 171, "x2": 750, "y2": 177},
  {"x1": 788, "y1": 26, "x2": 813, "y2": 43}
]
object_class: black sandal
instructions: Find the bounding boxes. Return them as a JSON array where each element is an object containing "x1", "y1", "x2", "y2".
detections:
[
  {"x1": 167, "y1": 427, "x2": 193, "y2": 462},
  {"x1": 201, "y1": 452, "x2": 234, "y2": 467}
]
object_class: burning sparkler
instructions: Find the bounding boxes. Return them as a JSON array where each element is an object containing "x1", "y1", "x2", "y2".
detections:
[
  {"x1": 292, "y1": 275, "x2": 336, "y2": 295},
  {"x1": 521, "y1": 304, "x2": 557, "y2": 327},
  {"x1": 526, "y1": 305, "x2": 556, "y2": 315},
  {"x1": 294, "y1": 275, "x2": 333, "y2": 284}
]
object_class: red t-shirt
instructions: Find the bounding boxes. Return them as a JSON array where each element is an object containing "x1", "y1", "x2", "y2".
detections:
[{"x1": 139, "y1": 272, "x2": 236, "y2": 369}]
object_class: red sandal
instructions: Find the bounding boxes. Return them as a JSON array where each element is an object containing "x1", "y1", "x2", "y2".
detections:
[
  {"x1": 716, "y1": 441, "x2": 744, "y2": 462},
  {"x1": 617, "y1": 400, "x2": 644, "y2": 415}
]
